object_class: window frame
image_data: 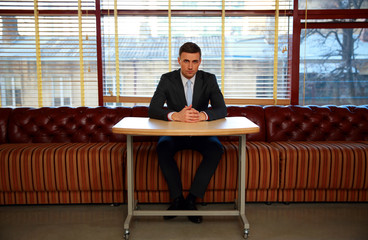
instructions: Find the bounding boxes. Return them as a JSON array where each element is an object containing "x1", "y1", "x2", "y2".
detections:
[{"x1": 291, "y1": 1, "x2": 368, "y2": 105}]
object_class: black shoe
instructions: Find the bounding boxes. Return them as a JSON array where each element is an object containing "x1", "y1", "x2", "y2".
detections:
[
  {"x1": 185, "y1": 197, "x2": 203, "y2": 224},
  {"x1": 164, "y1": 195, "x2": 185, "y2": 220}
]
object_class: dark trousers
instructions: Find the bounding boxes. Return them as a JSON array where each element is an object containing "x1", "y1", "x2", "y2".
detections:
[{"x1": 156, "y1": 136, "x2": 224, "y2": 199}]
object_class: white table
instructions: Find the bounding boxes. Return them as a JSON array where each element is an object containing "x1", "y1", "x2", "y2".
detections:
[{"x1": 112, "y1": 116, "x2": 259, "y2": 240}]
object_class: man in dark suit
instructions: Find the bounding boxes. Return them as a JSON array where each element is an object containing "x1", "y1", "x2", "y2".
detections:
[{"x1": 148, "y1": 42, "x2": 227, "y2": 224}]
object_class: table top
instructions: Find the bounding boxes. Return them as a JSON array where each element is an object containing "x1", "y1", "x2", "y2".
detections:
[{"x1": 112, "y1": 117, "x2": 259, "y2": 136}]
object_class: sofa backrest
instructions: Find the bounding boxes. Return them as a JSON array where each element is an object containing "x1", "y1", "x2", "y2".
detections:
[
  {"x1": 7, "y1": 107, "x2": 132, "y2": 143},
  {"x1": 4, "y1": 105, "x2": 266, "y2": 143},
  {"x1": 131, "y1": 106, "x2": 159, "y2": 142},
  {"x1": 264, "y1": 105, "x2": 368, "y2": 141},
  {"x1": 226, "y1": 106, "x2": 266, "y2": 141},
  {"x1": 0, "y1": 108, "x2": 12, "y2": 144},
  {"x1": 4, "y1": 105, "x2": 368, "y2": 143}
]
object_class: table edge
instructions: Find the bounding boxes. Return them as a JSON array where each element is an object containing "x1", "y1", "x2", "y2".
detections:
[{"x1": 112, "y1": 116, "x2": 260, "y2": 136}]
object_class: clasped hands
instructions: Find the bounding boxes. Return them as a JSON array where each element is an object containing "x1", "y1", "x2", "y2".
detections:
[{"x1": 171, "y1": 105, "x2": 206, "y2": 123}]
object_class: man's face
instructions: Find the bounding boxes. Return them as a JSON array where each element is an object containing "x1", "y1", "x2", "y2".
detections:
[{"x1": 178, "y1": 52, "x2": 201, "y2": 79}]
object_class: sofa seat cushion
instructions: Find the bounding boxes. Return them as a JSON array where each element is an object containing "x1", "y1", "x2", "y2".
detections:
[
  {"x1": 0, "y1": 143, "x2": 126, "y2": 192},
  {"x1": 0, "y1": 190, "x2": 126, "y2": 205},
  {"x1": 132, "y1": 141, "x2": 280, "y2": 192},
  {"x1": 272, "y1": 141, "x2": 368, "y2": 190}
]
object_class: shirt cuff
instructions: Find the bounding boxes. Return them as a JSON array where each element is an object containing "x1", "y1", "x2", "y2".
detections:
[
  {"x1": 167, "y1": 112, "x2": 175, "y2": 121},
  {"x1": 201, "y1": 111, "x2": 209, "y2": 121}
]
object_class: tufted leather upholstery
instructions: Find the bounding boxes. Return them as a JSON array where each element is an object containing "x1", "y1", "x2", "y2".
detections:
[
  {"x1": 264, "y1": 105, "x2": 368, "y2": 142},
  {"x1": 226, "y1": 106, "x2": 266, "y2": 141},
  {"x1": 7, "y1": 107, "x2": 131, "y2": 143},
  {"x1": 0, "y1": 108, "x2": 12, "y2": 144},
  {"x1": 5, "y1": 105, "x2": 368, "y2": 144}
]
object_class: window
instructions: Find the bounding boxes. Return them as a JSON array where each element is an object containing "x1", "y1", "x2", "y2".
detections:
[
  {"x1": 101, "y1": 0, "x2": 293, "y2": 106},
  {"x1": 297, "y1": 0, "x2": 368, "y2": 105},
  {"x1": 1, "y1": 77, "x2": 22, "y2": 107},
  {"x1": 4, "y1": 88, "x2": 22, "y2": 107},
  {"x1": 52, "y1": 77, "x2": 72, "y2": 107},
  {"x1": 0, "y1": 1, "x2": 98, "y2": 108},
  {"x1": 2, "y1": 0, "x2": 366, "y2": 108},
  {"x1": 223, "y1": 16, "x2": 291, "y2": 102},
  {"x1": 298, "y1": 0, "x2": 368, "y2": 9},
  {"x1": 102, "y1": 15, "x2": 169, "y2": 106},
  {"x1": 300, "y1": 28, "x2": 368, "y2": 105}
]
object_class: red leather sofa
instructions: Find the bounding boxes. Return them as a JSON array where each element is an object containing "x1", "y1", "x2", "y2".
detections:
[{"x1": 0, "y1": 105, "x2": 367, "y2": 205}]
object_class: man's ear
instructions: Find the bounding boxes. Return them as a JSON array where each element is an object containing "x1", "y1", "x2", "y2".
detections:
[{"x1": 177, "y1": 57, "x2": 181, "y2": 64}]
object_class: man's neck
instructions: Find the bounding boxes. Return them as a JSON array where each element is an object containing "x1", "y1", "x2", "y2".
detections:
[{"x1": 180, "y1": 70, "x2": 196, "y2": 81}]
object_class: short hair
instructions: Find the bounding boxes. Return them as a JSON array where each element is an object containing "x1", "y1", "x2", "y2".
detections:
[{"x1": 179, "y1": 42, "x2": 202, "y2": 58}]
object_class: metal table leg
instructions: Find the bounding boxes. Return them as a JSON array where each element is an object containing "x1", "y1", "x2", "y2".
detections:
[
  {"x1": 239, "y1": 135, "x2": 250, "y2": 238},
  {"x1": 124, "y1": 135, "x2": 133, "y2": 240}
]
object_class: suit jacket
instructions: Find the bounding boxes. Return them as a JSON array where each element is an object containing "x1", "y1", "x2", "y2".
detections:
[{"x1": 148, "y1": 69, "x2": 227, "y2": 121}]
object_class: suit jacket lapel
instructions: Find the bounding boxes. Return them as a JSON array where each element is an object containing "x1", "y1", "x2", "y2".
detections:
[
  {"x1": 192, "y1": 71, "x2": 203, "y2": 107},
  {"x1": 174, "y1": 69, "x2": 187, "y2": 106}
]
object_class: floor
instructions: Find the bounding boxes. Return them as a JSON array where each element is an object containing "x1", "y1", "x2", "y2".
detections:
[{"x1": 1, "y1": 202, "x2": 368, "y2": 240}]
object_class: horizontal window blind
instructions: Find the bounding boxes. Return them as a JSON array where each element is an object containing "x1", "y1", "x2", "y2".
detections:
[
  {"x1": 36, "y1": 15, "x2": 98, "y2": 107},
  {"x1": 102, "y1": 0, "x2": 292, "y2": 106},
  {"x1": 224, "y1": 16, "x2": 291, "y2": 100},
  {"x1": 226, "y1": 0, "x2": 292, "y2": 10},
  {"x1": 0, "y1": 0, "x2": 95, "y2": 10},
  {"x1": 226, "y1": 9, "x2": 291, "y2": 104},
  {"x1": 170, "y1": 16, "x2": 222, "y2": 78},
  {"x1": 0, "y1": 1, "x2": 98, "y2": 107},
  {"x1": 0, "y1": 16, "x2": 36, "y2": 107},
  {"x1": 102, "y1": 15, "x2": 169, "y2": 106},
  {"x1": 102, "y1": 0, "x2": 222, "y2": 10},
  {"x1": 101, "y1": 0, "x2": 292, "y2": 10},
  {"x1": 0, "y1": 0, "x2": 35, "y2": 10}
]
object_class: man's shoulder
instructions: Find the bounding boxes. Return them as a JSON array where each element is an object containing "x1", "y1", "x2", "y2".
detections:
[
  {"x1": 161, "y1": 69, "x2": 181, "y2": 79},
  {"x1": 196, "y1": 70, "x2": 216, "y2": 81},
  {"x1": 161, "y1": 69, "x2": 216, "y2": 82}
]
